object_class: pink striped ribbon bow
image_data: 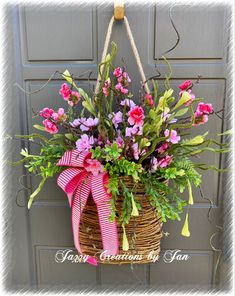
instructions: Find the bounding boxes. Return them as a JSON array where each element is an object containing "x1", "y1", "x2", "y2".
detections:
[{"x1": 57, "y1": 150, "x2": 119, "y2": 266}]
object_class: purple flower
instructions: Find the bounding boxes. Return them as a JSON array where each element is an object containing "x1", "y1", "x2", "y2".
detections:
[
  {"x1": 116, "y1": 135, "x2": 125, "y2": 148},
  {"x1": 164, "y1": 129, "x2": 181, "y2": 144},
  {"x1": 80, "y1": 117, "x2": 99, "y2": 131},
  {"x1": 132, "y1": 143, "x2": 140, "y2": 160},
  {"x1": 70, "y1": 117, "x2": 86, "y2": 128},
  {"x1": 150, "y1": 157, "x2": 158, "y2": 172},
  {"x1": 120, "y1": 99, "x2": 136, "y2": 109},
  {"x1": 162, "y1": 112, "x2": 177, "y2": 124},
  {"x1": 125, "y1": 125, "x2": 143, "y2": 137},
  {"x1": 109, "y1": 111, "x2": 123, "y2": 128},
  {"x1": 76, "y1": 135, "x2": 95, "y2": 153}
]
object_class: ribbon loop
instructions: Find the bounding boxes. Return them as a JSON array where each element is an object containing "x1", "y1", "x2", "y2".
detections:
[
  {"x1": 91, "y1": 173, "x2": 118, "y2": 255},
  {"x1": 57, "y1": 150, "x2": 90, "y2": 167},
  {"x1": 56, "y1": 150, "x2": 119, "y2": 265}
]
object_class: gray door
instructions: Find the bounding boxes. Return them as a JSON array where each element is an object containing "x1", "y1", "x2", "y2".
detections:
[{"x1": 5, "y1": 2, "x2": 231, "y2": 291}]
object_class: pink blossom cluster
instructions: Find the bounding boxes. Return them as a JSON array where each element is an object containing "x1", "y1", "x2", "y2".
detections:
[
  {"x1": 178, "y1": 80, "x2": 195, "y2": 106},
  {"x1": 59, "y1": 83, "x2": 81, "y2": 106},
  {"x1": 194, "y1": 102, "x2": 213, "y2": 125},
  {"x1": 150, "y1": 140, "x2": 173, "y2": 171},
  {"x1": 39, "y1": 107, "x2": 66, "y2": 134},
  {"x1": 76, "y1": 134, "x2": 96, "y2": 153},
  {"x1": 145, "y1": 93, "x2": 154, "y2": 106},
  {"x1": 150, "y1": 154, "x2": 173, "y2": 171},
  {"x1": 36, "y1": 70, "x2": 216, "y2": 175},
  {"x1": 164, "y1": 129, "x2": 181, "y2": 144},
  {"x1": 102, "y1": 78, "x2": 111, "y2": 97},
  {"x1": 114, "y1": 67, "x2": 131, "y2": 94}
]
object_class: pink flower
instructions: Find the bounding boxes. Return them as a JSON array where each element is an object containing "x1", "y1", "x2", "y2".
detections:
[
  {"x1": 72, "y1": 91, "x2": 81, "y2": 100},
  {"x1": 159, "y1": 155, "x2": 172, "y2": 168},
  {"x1": 120, "y1": 99, "x2": 136, "y2": 109},
  {"x1": 109, "y1": 111, "x2": 123, "y2": 128},
  {"x1": 84, "y1": 159, "x2": 104, "y2": 176},
  {"x1": 113, "y1": 67, "x2": 123, "y2": 77},
  {"x1": 193, "y1": 103, "x2": 213, "y2": 125},
  {"x1": 51, "y1": 108, "x2": 67, "y2": 122},
  {"x1": 59, "y1": 83, "x2": 80, "y2": 106},
  {"x1": 39, "y1": 107, "x2": 54, "y2": 119},
  {"x1": 115, "y1": 83, "x2": 128, "y2": 94},
  {"x1": 102, "y1": 78, "x2": 111, "y2": 97},
  {"x1": 125, "y1": 125, "x2": 143, "y2": 137},
  {"x1": 150, "y1": 157, "x2": 158, "y2": 172},
  {"x1": 67, "y1": 91, "x2": 81, "y2": 106},
  {"x1": 76, "y1": 135, "x2": 95, "y2": 153},
  {"x1": 42, "y1": 119, "x2": 58, "y2": 134},
  {"x1": 164, "y1": 129, "x2": 180, "y2": 144},
  {"x1": 59, "y1": 83, "x2": 71, "y2": 100},
  {"x1": 178, "y1": 80, "x2": 192, "y2": 91},
  {"x1": 157, "y1": 142, "x2": 169, "y2": 154},
  {"x1": 193, "y1": 114, "x2": 209, "y2": 126},
  {"x1": 117, "y1": 72, "x2": 131, "y2": 84},
  {"x1": 196, "y1": 102, "x2": 213, "y2": 115},
  {"x1": 128, "y1": 106, "x2": 145, "y2": 126},
  {"x1": 80, "y1": 118, "x2": 99, "y2": 131},
  {"x1": 145, "y1": 94, "x2": 154, "y2": 106}
]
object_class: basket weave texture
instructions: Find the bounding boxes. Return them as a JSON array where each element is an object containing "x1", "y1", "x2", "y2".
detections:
[{"x1": 80, "y1": 176, "x2": 163, "y2": 264}]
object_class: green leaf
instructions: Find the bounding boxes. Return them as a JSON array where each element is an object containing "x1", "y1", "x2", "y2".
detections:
[
  {"x1": 82, "y1": 100, "x2": 96, "y2": 116},
  {"x1": 65, "y1": 133, "x2": 75, "y2": 141},
  {"x1": 181, "y1": 135, "x2": 204, "y2": 146},
  {"x1": 62, "y1": 69, "x2": 79, "y2": 91},
  {"x1": 175, "y1": 108, "x2": 188, "y2": 117},
  {"x1": 218, "y1": 129, "x2": 233, "y2": 136},
  {"x1": 139, "y1": 138, "x2": 151, "y2": 151},
  {"x1": 33, "y1": 124, "x2": 45, "y2": 132}
]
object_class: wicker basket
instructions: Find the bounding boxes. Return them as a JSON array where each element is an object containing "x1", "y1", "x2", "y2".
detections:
[{"x1": 79, "y1": 176, "x2": 163, "y2": 264}]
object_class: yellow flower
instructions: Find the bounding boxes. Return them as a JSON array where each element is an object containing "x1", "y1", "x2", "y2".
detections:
[
  {"x1": 122, "y1": 225, "x2": 129, "y2": 251},
  {"x1": 181, "y1": 213, "x2": 190, "y2": 237},
  {"x1": 187, "y1": 180, "x2": 194, "y2": 205},
  {"x1": 131, "y1": 194, "x2": 139, "y2": 217}
]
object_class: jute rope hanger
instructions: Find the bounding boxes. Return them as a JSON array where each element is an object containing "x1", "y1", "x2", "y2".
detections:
[{"x1": 95, "y1": 13, "x2": 150, "y2": 94}]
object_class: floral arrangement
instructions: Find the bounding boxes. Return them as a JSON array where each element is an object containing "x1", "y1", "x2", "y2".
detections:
[{"x1": 14, "y1": 42, "x2": 228, "y2": 255}]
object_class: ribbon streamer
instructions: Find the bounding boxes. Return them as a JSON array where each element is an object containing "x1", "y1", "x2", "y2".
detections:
[{"x1": 57, "y1": 150, "x2": 119, "y2": 266}]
